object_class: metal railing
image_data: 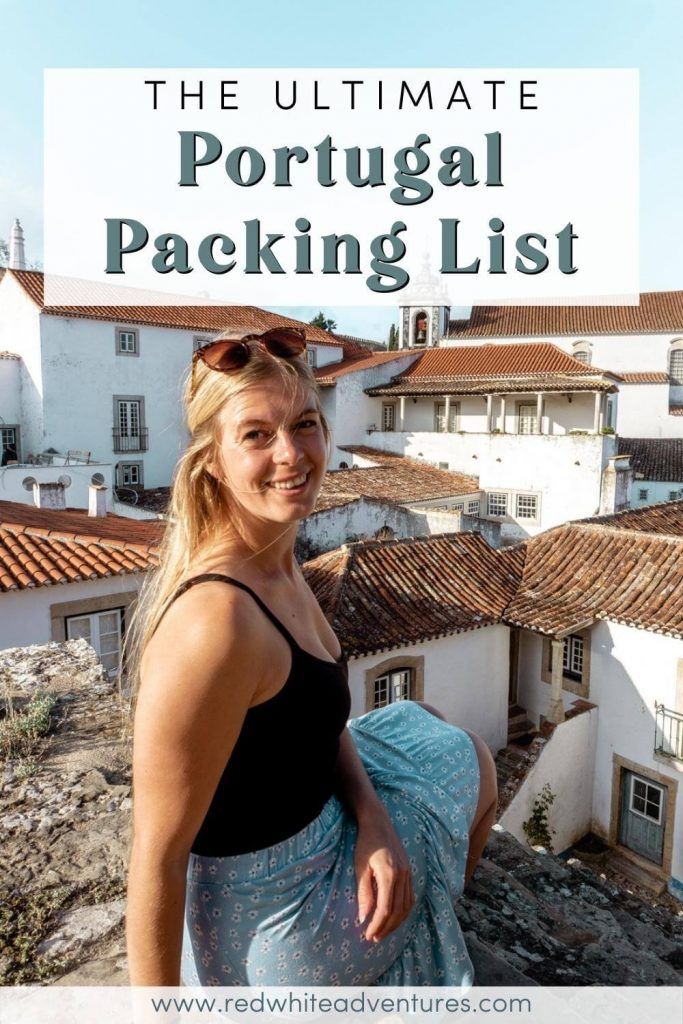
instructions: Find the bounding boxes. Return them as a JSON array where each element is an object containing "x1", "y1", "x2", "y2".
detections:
[
  {"x1": 112, "y1": 428, "x2": 149, "y2": 453},
  {"x1": 654, "y1": 703, "x2": 683, "y2": 760}
]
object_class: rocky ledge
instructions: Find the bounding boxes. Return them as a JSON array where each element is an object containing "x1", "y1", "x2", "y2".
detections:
[{"x1": 1, "y1": 641, "x2": 681, "y2": 985}]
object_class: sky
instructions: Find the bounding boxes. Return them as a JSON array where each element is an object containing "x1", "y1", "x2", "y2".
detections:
[{"x1": 1, "y1": 0, "x2": 681, "y2": 342}]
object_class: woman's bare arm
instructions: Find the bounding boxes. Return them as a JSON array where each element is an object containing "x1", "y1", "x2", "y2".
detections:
[{"x1": 126, "y1": 583, "x2": 270, "y2": 986}]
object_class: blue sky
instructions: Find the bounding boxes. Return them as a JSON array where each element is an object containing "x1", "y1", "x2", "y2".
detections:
[{"x1": 1, "y1": 0, "x2": 681, "y2": 341}]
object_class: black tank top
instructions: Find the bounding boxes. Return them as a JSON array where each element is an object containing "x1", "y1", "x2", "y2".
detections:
[{"x1": 163, "y1": 573, "x2": 351, "y2": 856}]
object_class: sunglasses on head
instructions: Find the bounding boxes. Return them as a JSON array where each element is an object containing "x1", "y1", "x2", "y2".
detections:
[{"x1": 191, "y1": 327, "x2": 307, "y2": 396}]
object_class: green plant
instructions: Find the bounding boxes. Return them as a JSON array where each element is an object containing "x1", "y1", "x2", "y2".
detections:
[
  {"x1": 522, "y1": 783, "x2": 557, "y2": 851},
  {"x1": 600, "y1": 426, "x2": 615, "y2": 435},
  {"x1": 0, "y1": 690, "x2": 57, "y2": 764}
]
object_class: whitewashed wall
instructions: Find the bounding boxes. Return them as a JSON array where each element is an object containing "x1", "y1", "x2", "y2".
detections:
[
  {"x1": 517, "y1": 620, "x2": 683, "y2": 885},
  {"x1": 347, "y1": 624, "x2": 511, "y2": 753},
  {"x1": 631, "y1": 481, "x2": 683, "y2": 506},
  {"x1": 364, "y1": 430, "x2": 614, "y2": 536},
  {"x1": 616, "y1": 383, "x2": 679, "y2": 439},
  {"x1": 0, "y1": 356, "x2": 21, "y2": 425},
  {"x1": 589, "y1": 621, "x2": 683, "y2": 886},
  {"x1": 0, "y1": 573, "x2": 145, "y2": 650},
  {"x1": 445, "y1": 328, "x2": 683, "y2": 438},
  {"x1": 500, "y1": 707, "x2": 598, "y2": 853},
  {"x1": 397, "y1": 393, "x2": 598, "y2": 435},
  {"x1": 0, "y1": 275, "x2": 44, "y2": 456},
  {"x1": 299, "y1": 497, "x2": 463, "y2": 555},
  {"x1": 325, "y1": 353, "x2": 420, "y2": 466},
  {"x1": 0, "y1": 462, "x2": 115, "y2": 510}
]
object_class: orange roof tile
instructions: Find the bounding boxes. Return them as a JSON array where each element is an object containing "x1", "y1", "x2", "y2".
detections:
[
  {"x1": 620, "y1": 372, "x2": 669, "y2": 384},
  {"x1": 0, "y1": 351, "x2": 20, "y2": 360},
  {"x1": 315, "y1": 350, "x2": 416, "y2": 385},
  {"x1": 575, "y1": 498, "x2": 683, "y2": 534},
  {"x1": 399, "y1": 343, "x2": 605, "y2": 378},
  {"x1": 365, "y1": 343, "x2": 619, "y2": 397},
  {"x1": 4, "y1": 270, "x2": 342, "y2": 346},
  {"x1": 447, "y1": 292, "x2": 683, "y2": 339},
  {"x1": 0, "y1": 501, "x2": 161, "y2": 592},
  {"x1": 304, "y1": 533, "x2": 523, "y2": 657},
  {"x1": 316, "y1": 451, "x2": 478, "y2": 508},
  {"x1": 504, "y1": 507, "x2": 683, "y2": 638}
]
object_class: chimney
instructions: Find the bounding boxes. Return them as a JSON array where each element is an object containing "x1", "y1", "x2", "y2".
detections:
[
  {"x1": 599, "y1": 454, "x2": 633, "y2": 514},
  {"x1": 9, "y1": 219, "x2": 26, "y2": 271},
  {"x1": 88, "y1": 484, "x2": 108, "y2": 517},
  {"x1": 33, "y1": 481, "x2": 66, "y2": 510}
]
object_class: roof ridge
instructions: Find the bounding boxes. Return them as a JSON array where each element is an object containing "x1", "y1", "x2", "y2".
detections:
[{"x1": 0, "y1": 519, "x2": 158, "y2": 552}]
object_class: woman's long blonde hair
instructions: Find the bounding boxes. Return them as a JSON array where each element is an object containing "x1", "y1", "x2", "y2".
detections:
[{"x1": 125, "y1": 332, "x2": 330, "y2": 694}]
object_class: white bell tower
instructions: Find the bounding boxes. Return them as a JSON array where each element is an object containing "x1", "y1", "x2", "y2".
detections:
[{"x1": 398, "y1": 255, "x2": 450, "y2": 349}]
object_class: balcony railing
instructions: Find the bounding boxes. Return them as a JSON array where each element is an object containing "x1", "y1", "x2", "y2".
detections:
[
  {"x1": 112, "y1": 428, "x2": 149, "y2": 453},
  {"x1": 654, "y1": 703, "x2": 683, "y2": 760}
]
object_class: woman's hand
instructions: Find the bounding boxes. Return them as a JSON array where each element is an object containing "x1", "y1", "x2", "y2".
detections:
[{"x1": 354, "y1": 808, "x2": 415, "y2": 942}]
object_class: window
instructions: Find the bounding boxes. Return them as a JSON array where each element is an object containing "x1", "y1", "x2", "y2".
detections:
[
  {"x1": 467, "y1": 500, "x2": 480, "y2": 515},
  {"x1": 516, "y1": 494, "x2": 538, "y2": 519},
  {"x1": 562, "y1": 634, "x2": 584, "y2": 681},
  {"x1": 192, "y1": 336, "x2": 213, "y2": 353},
  {"x1": 113, "y1": 397, "x2": 148, "y2": 452},
  {"x1": 454, "y1": 502, "x2": 464, "y2": 511},
  {"x1": 116, "y1": 327, "x2": 138, "y2": 356},
  {"x1": 373, "y1": 668, "x2": 412, "y2": 709},
  {"x1": 630, "y1": 777, "x2": 664, "y2": 825},
  {"x1": 306, "y1": 348, "x2": 318, "y2": 368},
  {"x1": 606, "y1": 398, "x2": 615, "y2": 429},
  {"x1": 67, "y1": 608, "x2": 123, "y2": 678},
  {"x1": 572, "y1": 341, "x2": 592, "y2": 365},
  {"x1": 119, "y1": 462, "x2": 143, "y2": 487},
  {"x1": 669, "y1": 490, "x2": 680, "y2": 501},
  {"x1": 382, "y1": 403, "x2": 396, "y2": 431},
  {"x1": 487, "y1": 492, "x2": 507, "y2": 517},
  {"x1": 434, "y1": 401, "x2": 460, "y2": 432},
  {"x1": 517, "y1": 404, "x2": 538, "y2": 434},
  {"x1": 413, "y1": 311, "x2": 428, "y2": 347},
  {"x1": 438, "y1": 461, "x2": 449, "y2": 470},
  {"x1": 669, "y1": 348, "x2": 683, "y2": 386},
  {"x1": 639, "y1": 488, "x2": 649, "y2": 501},
  {"x1": 1, "y1": 426, "x2": 19, "y2": 463}
]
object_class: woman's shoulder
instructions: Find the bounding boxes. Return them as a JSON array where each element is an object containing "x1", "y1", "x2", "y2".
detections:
[{"x1": 142, "y1": 571, "x2": 270, "y2": 681}]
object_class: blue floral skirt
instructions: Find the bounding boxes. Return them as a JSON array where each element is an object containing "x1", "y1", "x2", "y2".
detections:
[{"x1": 181, "y1": 701, "x2": 480, "y2": 986}]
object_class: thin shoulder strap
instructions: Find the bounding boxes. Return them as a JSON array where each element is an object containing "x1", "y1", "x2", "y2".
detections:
[{"x1": 165, "y1": 572, "x2": 299, "y2": 648}]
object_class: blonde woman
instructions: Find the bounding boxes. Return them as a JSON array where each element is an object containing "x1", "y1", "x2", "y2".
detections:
[{"x1": 126, "y1": 327, "x2": 497, "y2": 987}]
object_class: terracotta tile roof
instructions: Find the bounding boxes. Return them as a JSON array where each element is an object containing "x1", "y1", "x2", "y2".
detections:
[
  {"x1": 669, "y1": 407, "x2": 683, "y2": 416},
  {"x1": 316, "y1": 455, "x2": 479, "y2": 508},
  {"x1": 620, "y1": 372, "x2": 669, "y2": 384},
  {"x1": 446, "y1": 291, "x2": 683, "y2": 339},
  {"x1": 303, "y1": 533, "x2": 523, "y2": 657},
  {"x1": 365, "y1": 343, "x2": 619, "y2": 397},
  {"x1": 616, "y1": 439, "x2": 683, "y2": 483},
  {"x1": 315, "y1": 350, "x2": 415, "y2": 386},
  {"x1": 331, "y1": 334, "x2": 386, "y2": 353},
  {"x1": 503, "y1": 515, "x2": 683, "y2": 638},
  {"x1": 116, "y1": 488, "x2": 171, "y2": 515},
  {"x1": 0, "y1": 501, "x2": 161, "y2": 591},
  {"x1": 367, "y1": 375, "x2": 617, "y2": 397},
  {"x1": 3, "y1": 270, "x2": 341, "y2": 346},
  {"x1": 0, "y1": 351, "x2": 20, "y2": 360},
  {"x1": 399, "y1": 343, "x2": 601, "y2": 378},
  {"x1": 575, "y1": 499, "x2": 683, "y2": 535}
]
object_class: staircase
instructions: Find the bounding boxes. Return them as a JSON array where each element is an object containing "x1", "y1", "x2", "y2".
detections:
[
  {"x1": 495, "y1": 705, "x2": 541, "y2": 815},
  {"x1": 507, "y1": 703, "x2": 536, "y2": 744}
]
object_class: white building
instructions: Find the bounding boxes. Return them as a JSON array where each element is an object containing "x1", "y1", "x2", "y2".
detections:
[
  {"x1": 502, "y1": 502, "x2": 683, "y2": 900},
  {"x1": 318, "y1": 341, "x2": 628, "y2": 540},
  {"x1": 304, "y1": 503, "x2": 683, "y2": 899},
  {"x1": 397, "y1": 294, "x2": 683, "y2": 439},
  {"x1": 0, "y1": 266, "x2": 344, "y2": 491},
  {"x1": 617, "y1": 437, "x2": 683, "y2": 507},
  {"x1": 0, "y1": 493, "x2": 160, "y2": 671}
]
